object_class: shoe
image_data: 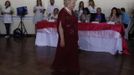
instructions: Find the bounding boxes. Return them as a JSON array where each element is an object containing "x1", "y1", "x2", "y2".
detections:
[{"x1": 5, "y1": 35, "x2": 10, "y2": 39}]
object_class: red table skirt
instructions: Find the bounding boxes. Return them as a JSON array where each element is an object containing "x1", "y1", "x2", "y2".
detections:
[{"x1": 36, "y1": 20, "x2": 129, "y2": 55}]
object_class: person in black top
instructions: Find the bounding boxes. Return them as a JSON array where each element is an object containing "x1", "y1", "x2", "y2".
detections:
[{"x1": 90, "y1": 7, "x2": 106, "y2": 23}]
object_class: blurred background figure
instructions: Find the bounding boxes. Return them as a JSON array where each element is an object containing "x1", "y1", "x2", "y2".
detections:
[
  {"x1": 121, "y1": 7, "x2": 130, "y2": 28},
  {"x1": 87, "y1": 0, "x2": 96, "y2": 14},
  {"x1": 47, "y1": 0, "x2": 58, "y2": 19},
  {"x1": 77, "y1": 1, "x2": 85, "y2": 21},
  {"x1": 90, "y1": 7, "x2": 106, "y2": 23},
  {"x1": 80, "y1": 8, "x2": 90, "y2": 23},
  {"x1": 1, "y1": 0, "x2": 14, "y2": 38},
  {"x1": 87, "y1": 0, "x2": 97, "y2": 23},
  {"x1": 108, "y1": 7, "x2": 121, "y2": 23},
  {"x1": 33, "y1": 0, "x2": 45, "y2": 25},
  {"x1": 49, "y1": 8, "x2": 59, "y2": 21}
]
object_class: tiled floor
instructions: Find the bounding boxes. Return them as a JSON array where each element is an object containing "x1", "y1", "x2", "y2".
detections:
[{"x1": 0, "y1": 37, "x2": 134, "y2": 75}]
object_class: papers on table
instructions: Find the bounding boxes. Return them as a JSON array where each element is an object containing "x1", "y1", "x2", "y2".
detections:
[
  {"x1": 48, "y1": 19, "x2": 55, "y2": 22},
  {"x1": 91, "y1": 21, "x2": 99, "y2": 24},
  {"x1": 107, "y1": 21, "x2": 115, "y2": 25}
]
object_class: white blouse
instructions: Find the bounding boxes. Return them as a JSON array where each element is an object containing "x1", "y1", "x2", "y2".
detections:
[
  {"x1": 2, "y1": 6, "x2": 13, "y2": 23},
  {"x1": 88, "y1": 6, "x2": 96, "y2": 14},
  {"x1": 33, "y1": 6, "x2": 45, "y2": 24}
]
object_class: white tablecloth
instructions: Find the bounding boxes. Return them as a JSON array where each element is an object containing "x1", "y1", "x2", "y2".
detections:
[{"x1": 35, "y1": 28, "x2": 122, "y2": 55}]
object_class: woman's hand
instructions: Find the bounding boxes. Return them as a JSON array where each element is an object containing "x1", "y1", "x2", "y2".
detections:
[{"x1": 60, "y1": 40, "x2": 65, "y2": 47}]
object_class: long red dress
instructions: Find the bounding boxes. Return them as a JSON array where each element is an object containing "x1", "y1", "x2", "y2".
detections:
[{"x1": 52, "y1": 8, "x2": 80, "y2": 72}]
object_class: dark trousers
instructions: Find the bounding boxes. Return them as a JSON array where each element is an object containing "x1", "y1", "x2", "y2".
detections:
[{"x1": 5, "y1": 23, "x2": 11, "y2": 36}]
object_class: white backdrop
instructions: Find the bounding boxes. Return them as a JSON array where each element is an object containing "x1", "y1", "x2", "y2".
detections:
[{"x1": 0, "y1": 0, "x2": 134, "y2": 34}]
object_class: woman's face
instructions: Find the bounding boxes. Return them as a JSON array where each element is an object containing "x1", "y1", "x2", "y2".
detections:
[
  {"x1": 112, "y1": 9, "x2": 117, "y2": 14},
  {"x1": 97, "y1": 8, "x2": 101, "y2": 14},
  {"x1": 89, "y1": 1, "x2": 93, "y2": 6},
  {"x1": 80, "y1": 2, "x2": 84, "y2": 8},
  {"x1": 50, "y1": 0, "x2": 54, "y2": 5},
  {"x1": 68, "y1": 0, "x2": 76, "y2": 10},
  {"x1": 5, "y1": 1, "x2": 10, "y2": 7}
]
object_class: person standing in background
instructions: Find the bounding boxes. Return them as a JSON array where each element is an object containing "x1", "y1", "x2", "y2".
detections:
[
  {"x1": 33, "y1": 0, "x2": 45, "y2": 25},
  {"x1": 87, "y1": 0, "x2": 96, "y2": 14},
  {"x1": 46, "y1": 0, "x2": 58, "y2": 20},
  {"x1": 121, "y1": 7, "x2": 130, "y2": 28},
  {"x1": 1, "y1": 0, "x2": 14, "y2": 38},
  {"x1": 52, "y1": 0, "x2": 80, "y2": 74},
  {"x1": 88, "y1": 0, "x2": 97, "y2": 22},
  {"x1": 49, "y1": 8, "x2": 59, "y2": 21},
  {"x1": 77, "y1": 1, "x2": 85, "y2": 20}
]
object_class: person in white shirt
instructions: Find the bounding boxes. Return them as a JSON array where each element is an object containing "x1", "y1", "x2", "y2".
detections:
[
  {"x1": 49, "y1": 8, "x2": 59, "y2": 21},
  {"x1": 46, "y1": 0, "x2": 58, "y2": 19},
  {"x1": 33, "y1": 0, "x2": 45, "y2": 25},
  {"x1": 1, "y1": 0, "x2": 14, "y2": 38},
  {"x1": 87, "y1": 0, "x2": 96, "y2": 14},
  {"x1": 77, "y1": 1, "x2": 85, "y2": 21}
]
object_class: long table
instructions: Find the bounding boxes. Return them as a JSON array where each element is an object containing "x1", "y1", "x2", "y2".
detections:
[{"x1": 35, "y1": 20, "x2": 129, "y2": 55}]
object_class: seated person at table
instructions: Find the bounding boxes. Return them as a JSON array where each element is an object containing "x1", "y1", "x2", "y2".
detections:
[
  {"x1": 90, "y1": 7, "x2": 106, "y2": 23},
  {"x1": 48, "y1": 8, "x2": 59, "y2": 21},
  {"x1": 80, "y1": 8, "x2": 90, "y2": 23},
  {"x1": 108, "y1": 7, "x2": 121, "y2": 23},
  {"x1": 120, "y1": 7, "x2": 130, "y2": 28}
]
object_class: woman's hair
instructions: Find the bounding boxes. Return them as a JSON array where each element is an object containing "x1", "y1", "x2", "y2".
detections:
[
  {"x1": 110, "y1": 7, "x2": 120, "y2": 18},
  {"x1": 89, "y1": 0, "x2": 95, "y2": 8},
  {"x1": 83, "y1": 8, "x2": 90, "y2": 14},
  {"x1": 78, "y1": 1, "x2": 84, "y2": 11},
  {"x1": 36, "y1": 0, "x2": 42, "y2": 6},
  {"x1": 96, "y1": 7, "x2": 102, "y2": 13},
  {"x1": 64, "y1": 0, "x2": 74, "y2": 7},
  {"x1": 121, "y1": 7, "x2": 126, "y2": 12},
  {"x1": 5, "y1": 0, "x2": 11, "y2": 8}
]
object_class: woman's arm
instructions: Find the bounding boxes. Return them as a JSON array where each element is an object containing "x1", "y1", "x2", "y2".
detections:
[{"x1": 59, "y1": 22, "x2": 65, "y2": 47}]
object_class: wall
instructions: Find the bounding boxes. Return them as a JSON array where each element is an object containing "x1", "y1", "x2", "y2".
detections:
[{"x1": 0, "y1": 0, "x2": 134, "y2": 34}]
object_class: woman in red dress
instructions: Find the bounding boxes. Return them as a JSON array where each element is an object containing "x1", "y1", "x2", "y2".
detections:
[{"x1": 52, "y1": 0, "x2": 80, "y2": 73}]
